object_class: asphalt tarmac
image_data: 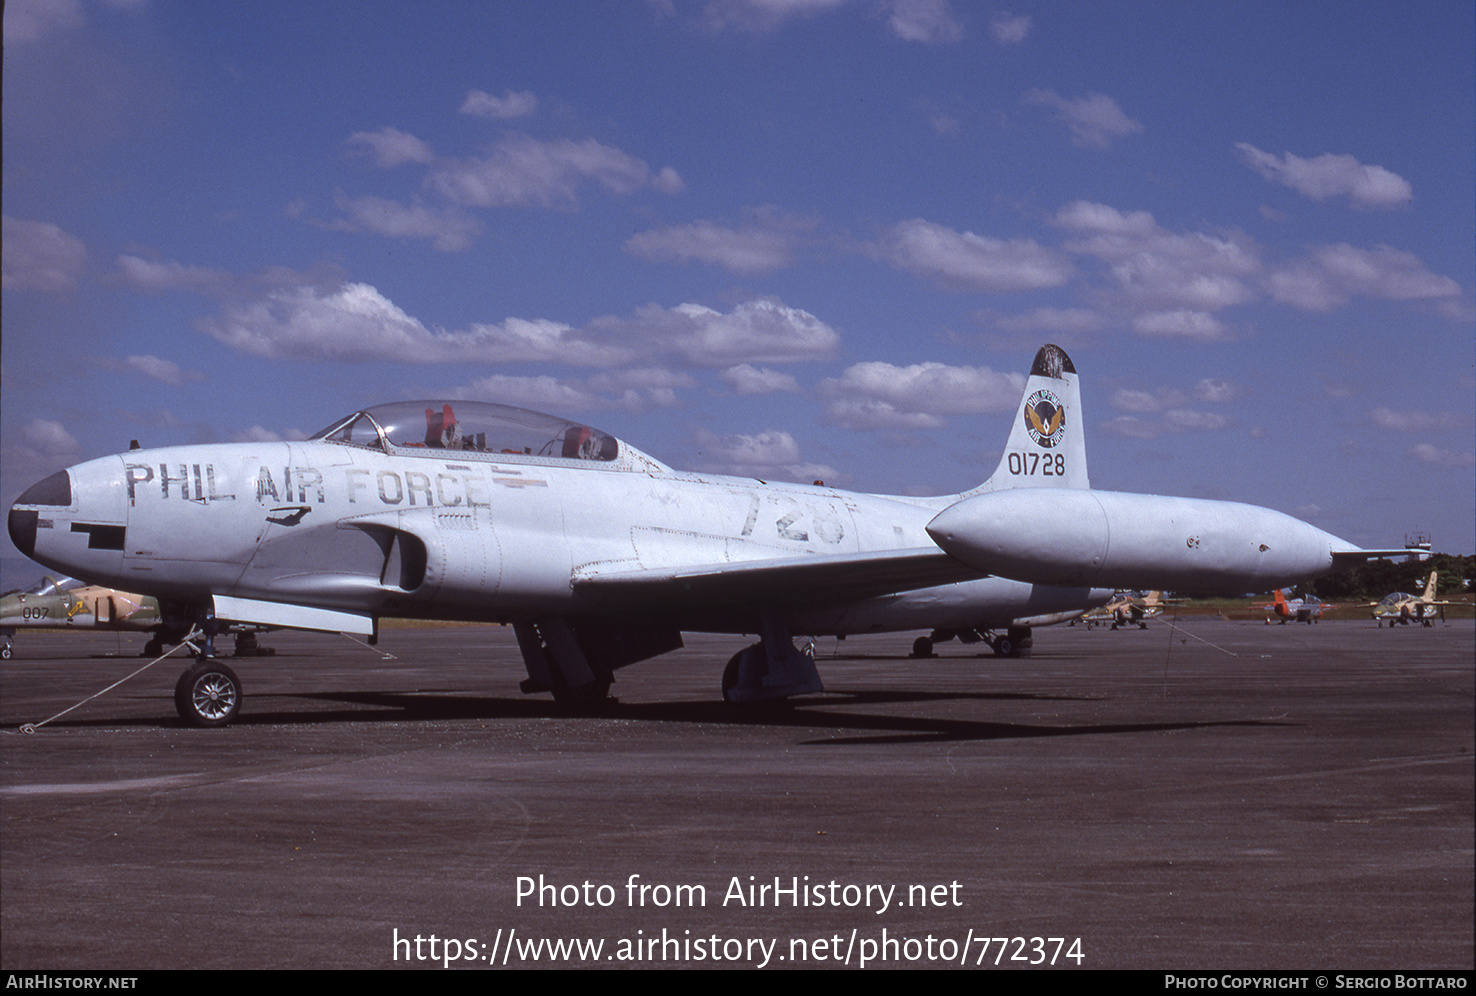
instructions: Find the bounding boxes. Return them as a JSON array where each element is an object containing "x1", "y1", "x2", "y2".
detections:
[{"x1": 1, "y1": 618, "x2": 1471, "y2": 970}]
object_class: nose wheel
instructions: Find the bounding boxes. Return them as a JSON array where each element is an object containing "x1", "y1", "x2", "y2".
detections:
[{"x1": 174, "y1": 661, "x2": 242, "y2": 727}]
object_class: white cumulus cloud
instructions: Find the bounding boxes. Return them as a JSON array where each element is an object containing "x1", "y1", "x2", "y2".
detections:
[
  {"x1": 347, "y1": 126, "x2": 436, "y2": 168},
  {"x1": 1235, "y1": 144, "x2": 1413, "y2": 210},
  {"x1": 1267, "y1": 244, "x2": 1463, "y2": 312},
  {"x1": 625, "y1": 213, "x2": 807, "y2": 274},
  {"x1": 21, "y1": 418, "x2": 81, "y2": 456},
  {"x1": 722, "y1": 365, "x2": 801, "y2": 394},
  {"x1": 1409, "y1": 443, "x2": 1474, "y2": 468},
  {"x1": 692, "y1": 428, "x2": 837, "y2": 484},
  {"x1": 989, "y1": 12, "x2": 1030, "y2": 43},
  {"x1": 330, "y1": 194, "x2": 482, "y2": 252},
  {"x1": 460, "y1": 89, "x2": 539, "y2": 119},
  {"x1": 1024, "y1": 90, "x2": 1144, "y2": 149},
  {"x1": 189, "y1": 270, "x2": 835, "y2": 372},
  {"x1": 429, "y1": 135, "x2": 683, "y2": 209},
  {"x1": 875, "y1": 218, "x2": 1072, "y2": 293},
  {"x1": 881, "y1": 0, "x2": 963, "y2": 43},
  {"x1": 820, "y1": 361, "x2": 1024, "y2": 430},
  {"x1": 122, "y1": 354, "x2": 204, "y2": 386},
  {"x1": 601, "y1": 299, "x2": 840, "y2": 367},
  {"x1": 1054, "y1": 201, "x2": 1260, "y2": 321},
  {"x1": 3, "y1": 216, "x2": 88, "y2": 292}
]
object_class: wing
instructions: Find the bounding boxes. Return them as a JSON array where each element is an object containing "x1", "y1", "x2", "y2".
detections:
[
  {"x1": 1330, "y1": 548, "x2": 1415, "y2": 568},
  {"x1": 571, "y1": 547, "x2": 986, "y2": 610}
]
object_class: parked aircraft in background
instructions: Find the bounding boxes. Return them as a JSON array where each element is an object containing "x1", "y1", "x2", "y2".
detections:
[
  {"x1": 0, "y1": 575, "x2": 271, "y2": 660},
  {"x1": 1076, "y1": 591, "x2": 1173, "y2": 629},
  {"x1": 1261, "y1": 589, "x2": 1331, "y2": 624},
  {"x1": 8, "y1": 344, "x2": 1401, "y2": 727},
  {"x1": 1369, "y1": 571, "x2": 1452, "y2": 627},
  {"x1": 1, "y1": 575, "x2": 162, "y2": 659}
]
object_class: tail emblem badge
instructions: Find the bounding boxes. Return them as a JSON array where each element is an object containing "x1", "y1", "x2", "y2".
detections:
[{"x1": 1023, "y1": 390, "x2": 1066, "y2": 448}]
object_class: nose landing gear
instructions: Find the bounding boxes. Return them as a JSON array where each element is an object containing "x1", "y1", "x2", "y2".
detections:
[
  {"x1": 174, "y1": 660, "x2": 242, "y2": 727},
  {"x1": 168, "y1": 622, "x2": 249, "y2": 728}
]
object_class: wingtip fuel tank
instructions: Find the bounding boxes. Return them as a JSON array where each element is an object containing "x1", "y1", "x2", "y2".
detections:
[{"x1": 926, "y1": 488, "x2": 1351, "y2": 593}]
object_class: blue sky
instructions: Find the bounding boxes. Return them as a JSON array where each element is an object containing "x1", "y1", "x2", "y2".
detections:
[{"x1": 4, "y1": 0, "x2": 1473, "y2": 591}]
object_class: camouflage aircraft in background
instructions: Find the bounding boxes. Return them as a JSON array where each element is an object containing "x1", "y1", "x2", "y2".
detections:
[
  {"x1": 2, "y1": 575, "x2": 162, "y2": 659},
  {"x1": 1, "y1": 575, "x2": 269, "y2": 659},
  {"x1": 1075, "y1": 591, "x2": 1172, "y2": 629},
  {"x1": 1368, "y1": 570, "x2": 1452, "y2": 627}
]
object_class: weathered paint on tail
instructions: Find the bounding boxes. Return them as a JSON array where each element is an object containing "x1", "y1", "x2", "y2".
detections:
[{"x1": 972, "y1": 343, "x2": 1089, "y2": 494}]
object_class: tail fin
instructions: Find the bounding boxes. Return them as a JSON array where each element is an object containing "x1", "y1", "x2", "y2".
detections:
[
  {"x1": 1421, "y1": 570, "x2": 1438, "y2": 602},
  {"x1": 972, "y1": 343, "x2": 1089, "y2": 494}
]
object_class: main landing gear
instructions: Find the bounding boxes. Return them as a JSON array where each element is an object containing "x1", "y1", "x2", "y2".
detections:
[
  {"x1": 513, "y1": 618, "x2": 682, "y2": 708},
  {"x1": 910, "y1": 626, "x2": 1033, "y2": 659},
  {"x1": 721, "y1": 616, "x2": 822, "y2": 705}
]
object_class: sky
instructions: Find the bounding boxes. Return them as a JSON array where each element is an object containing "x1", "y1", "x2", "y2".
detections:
[{"x1": 3, "y1": 0, "x2": 1473, "y2": 592}]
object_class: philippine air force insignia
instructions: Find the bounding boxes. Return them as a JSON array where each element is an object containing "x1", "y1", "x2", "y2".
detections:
[{"x1": 1023, "y1": 390, "x2": 1066, "y2": 448}]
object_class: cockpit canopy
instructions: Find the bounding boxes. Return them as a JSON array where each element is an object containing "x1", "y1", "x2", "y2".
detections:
[
  {"x1": 311, "y1": 401, "x2": 666, "y2": 471},
  {"x1": 19, "y1": 576, "x2": 83, "y2": 597}
]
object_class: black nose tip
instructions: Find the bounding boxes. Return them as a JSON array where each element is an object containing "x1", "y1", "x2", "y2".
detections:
[
  {"x1": 10, "y1": 470, "x2": 71, "y2": 559},
  {"x1": 8, "y1": 508, "x2": 38, "y2": 558}
]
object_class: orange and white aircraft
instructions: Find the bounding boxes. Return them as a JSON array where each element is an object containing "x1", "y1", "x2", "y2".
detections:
[{"x1": 1261, "y1": 589, "x2": 1332, "y2": 624}]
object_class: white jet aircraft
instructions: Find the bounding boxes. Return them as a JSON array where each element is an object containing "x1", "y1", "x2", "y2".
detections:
[{"x1": 7, "y1": 345, "x2": 1397, "y2": 727}]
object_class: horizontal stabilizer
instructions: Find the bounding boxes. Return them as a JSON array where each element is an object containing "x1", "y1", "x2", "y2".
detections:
[{"x1": 1329, "y1": 549, "x2": 1419, "y2": 567}]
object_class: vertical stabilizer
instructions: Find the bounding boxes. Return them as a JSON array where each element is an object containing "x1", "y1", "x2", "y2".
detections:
[
  {"x1": 971, "y1": 343, "x2": 1089, "y2": 493},
  {"x1": 1421, "y1": 570, "x2": 1439, "y2": 602}
]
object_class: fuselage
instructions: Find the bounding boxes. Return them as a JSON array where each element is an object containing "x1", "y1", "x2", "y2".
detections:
[
  {"x1": 7, "y1": 427, "x2": 1107, "y2": 638},
  {"x1": 6, "y1": 351, "x2": 1383, "y2": 722},
  {"x1": 9, "y1": 386, "x2": 1369, "y2": 644}
]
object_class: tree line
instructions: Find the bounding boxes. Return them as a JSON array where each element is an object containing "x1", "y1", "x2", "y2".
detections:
[{"x1": 1305, "y1": 553, "x2": 1473, "y2": 601}]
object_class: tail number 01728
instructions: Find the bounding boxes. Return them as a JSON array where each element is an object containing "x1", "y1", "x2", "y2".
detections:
[{"x1": 1008, "y1": 451, "x2": 1065, "y2": 476}]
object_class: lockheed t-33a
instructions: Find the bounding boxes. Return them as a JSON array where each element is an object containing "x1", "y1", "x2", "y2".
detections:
[{"x1": 8, "y1": 345, "x2": 1397, "y2": 727}]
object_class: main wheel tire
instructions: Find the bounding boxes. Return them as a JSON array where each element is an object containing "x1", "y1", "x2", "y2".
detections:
[
  {"x1": 910, "y1": 636, "x2": 934, "y2": 658},
  {"x1": 174, "y1": 661, "x2": 242, "y2": 728}
]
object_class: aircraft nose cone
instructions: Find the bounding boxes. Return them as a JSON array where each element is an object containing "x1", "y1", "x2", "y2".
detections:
[
  {"x1": 10, "y1": 459, "x2": 130, "y2": 586},
  {"x1": 7, "y1": 507, "x2": 38, "y2": 560},
  {"x1": 9, "y1": 470, "x2": 73, "y2": 558},
  {"x1": 7, "y1": 507, "x2": 38, "y2": 558}
]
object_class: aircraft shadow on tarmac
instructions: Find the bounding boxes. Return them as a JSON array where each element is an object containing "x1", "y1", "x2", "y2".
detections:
[{"x1": 10, "y1": 685, "x2": 1292, "y2": 745}]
